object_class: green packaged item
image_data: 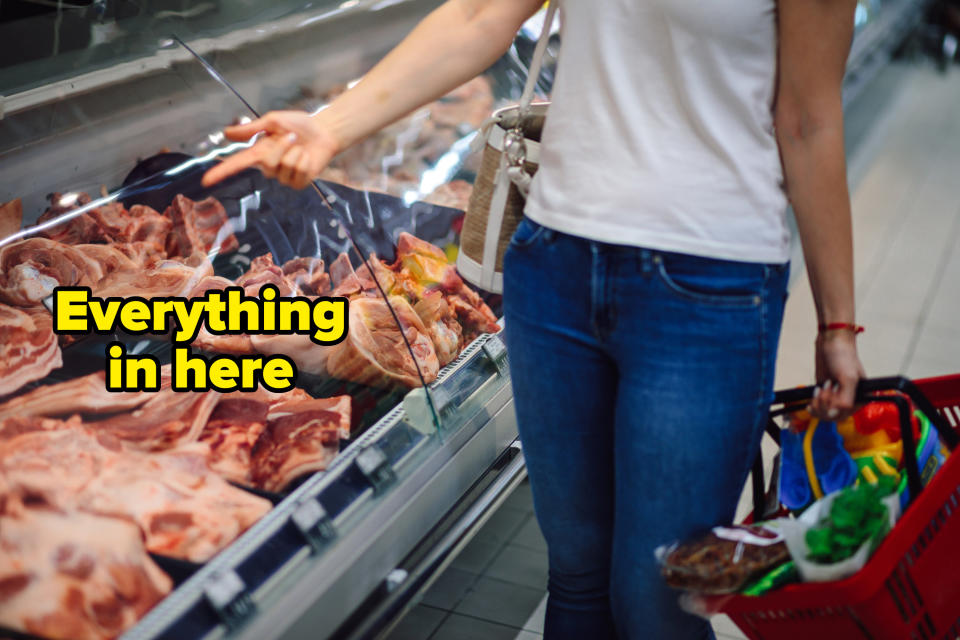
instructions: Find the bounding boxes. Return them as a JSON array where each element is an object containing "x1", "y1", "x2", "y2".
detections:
[
  {"x1": 740, "y1": 561, "x2": 799, "y2": 596},
  {"x1": 804, "y1": 476, "x2": 897, "y2": 564}
]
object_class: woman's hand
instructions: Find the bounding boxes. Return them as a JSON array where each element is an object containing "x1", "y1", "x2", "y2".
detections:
[
  {"x1": 775, "y1": 0, "x2": 863, "y2": 421},
  {"x1": 810, "y1": 331, "x2": 866, "y2": 421},
  {"x1": 201, "y1": 0, "x2": 545, "y2": 190},
  {"x1": 202, "y1": 111, "x2": 340, "y2": 190}
]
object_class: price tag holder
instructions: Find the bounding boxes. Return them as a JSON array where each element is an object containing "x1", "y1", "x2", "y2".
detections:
[
  {"x1": 203, "y1": 569, "x2": 254, "y2": 631},
  {"x1": 482, "y1": 334, "x2": 508, "y2": 376},
  {"x1": 355, "y1": 443, "x2": 396, "y2": 494},
  {"x1": 291, "y1": 497, "x2": 337, "y2": 553}
]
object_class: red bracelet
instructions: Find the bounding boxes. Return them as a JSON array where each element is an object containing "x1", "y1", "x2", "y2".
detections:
[{"x1": 818, "y1": 322, "x2": 865, "y2": 335}]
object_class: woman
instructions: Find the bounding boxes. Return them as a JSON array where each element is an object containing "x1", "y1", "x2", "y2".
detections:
[{"x1": 203, "y1": 1, "x2": 866, "y2": 637}]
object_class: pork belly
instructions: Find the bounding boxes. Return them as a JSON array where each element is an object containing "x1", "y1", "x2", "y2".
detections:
[
  {"x1": 0, "y1": 304, "x2": 62, "y2": 398},
  {"x1": 0, "y1": 371, "x2": 150, "y2": 421},
  {"x1": 88, "y1": 389, "x2": 220, "y2": 452}
]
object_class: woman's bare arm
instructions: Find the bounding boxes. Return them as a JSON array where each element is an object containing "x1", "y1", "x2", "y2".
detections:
[
  {"x1": 203, "y1": 0, "x2": 545, "y2": 188},
  {"x1": 775, "y1": 0, "x2": 865, "y2": 419}
]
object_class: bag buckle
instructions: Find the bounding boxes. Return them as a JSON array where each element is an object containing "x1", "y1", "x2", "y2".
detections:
[{"x1": 503, "y1": 128, "x2": 528, "y2": 168}]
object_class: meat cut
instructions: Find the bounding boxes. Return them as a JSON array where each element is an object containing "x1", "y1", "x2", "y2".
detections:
[
  {"x1": 0, "y1": 371, "x2": 152, "y2": 421},
  {"x1": 0, "y1": 427, "x2": 272, "y2": 562},
  {"x1": 164, "y1": 195, "x2": 238, "y2": 258},
  {"x1": 0, "y1": 238, "x2": 103, "y2": 306},
  {"x1": 0, "y1": 491, "x2": 172, "y2": 640},
  {"x1": 237, "y1": 253, "x2": 300, "y2": 297},
  {"x1": 326, "y1": 295, "x2": 439, "y2": 388},
  {"x1": 199, "y1": 397, "x2": 269, "y2": 486},
  {"x1": 88, "y1": 389, "x2": 220, "y2": 451},
  {"x1": 187, "y1": 275, "x2": 255, "y2": 355},
  {"x1": 93, "y1": 254, "x2": 214, "y2": 300},
  {"x1": 282, "y1": 257, "x2": 331, "y2": 296},
  {"x1": 0, "y1": 304, "x2": 62, "y2": 398},
  {"x1": 252, "y1": 395, "x2": 351, "y2": 492},
  {"x1": 0, "y1": 197, "x2": 22, "y2": 240}
]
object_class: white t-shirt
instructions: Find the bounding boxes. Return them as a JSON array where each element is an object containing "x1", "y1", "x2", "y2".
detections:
[{"x1": 525, "y1": 0, "x2": 791, "y2": 264}]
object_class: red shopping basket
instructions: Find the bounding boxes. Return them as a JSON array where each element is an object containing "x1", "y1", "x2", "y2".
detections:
[{"x1": 719, "y1": 375, "x2": 960, "y2": 640}]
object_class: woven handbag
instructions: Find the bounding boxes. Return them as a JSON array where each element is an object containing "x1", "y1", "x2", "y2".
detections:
[{"x1": 457, "y1": 3, "x2": 557, "y2": 294}]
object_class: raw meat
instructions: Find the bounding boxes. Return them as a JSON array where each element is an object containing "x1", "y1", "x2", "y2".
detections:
[
  {"x1": 0, "y1": 428, "x2": 271, "y2": 562},
  {"x1": 412, "y1": 291, "x2": 462, "y2": 367},
  {"x1": 0, "y1": 371, "x2": 151, "y2": 421},
  {"x1": 268, "y1": 395, "x2": 351, "y2": 440},
  {"x1": 326, "y1": 295, "x2": 439, "y2": 388},
  {"x1": 36, "y1": 192, "x2": 105, "y2": 245},
  {"x1": 0, "y1": 493, "x2": 172, "y2": 640},
  {"x1": 0, "y1": 414, "x2": 82, "y2": 441},
  {"x1": 122, "y1": 205, "x2": 173, "y2": 246},
  {"x1": 88, "y1": 389, "x2": 220, "y2": 451},
  {"x1": 74, "y1": 244, "x2": 140, "y2": 277},
  {"x1": 0, "y1": 304, "x2": 62, "y2": 398},
  {"x1": 0, "y1": 238, "x2": 103, "y2": 306},
  {"x1": 164, "y1": 195, "x2": 237, "y2": 258},
  {"x1": 392, "y1": 232, "x2": 499, "y2": 342},
  {"x1": 93, "y1": 255, "x2": 213, "y2": 299},
  {"x1": 0, "y1": 197, "x2": 22, "y2": 240},
  {"x1": 85, "y1": 200, "x2": 130, "y2": 241},
  {"x1": 249, "y1": 331, "x2": 332, "y2": 378},
  {"x1": 252, "y1": 395, "x2": 351, "y2": 492},
  {"x1": 282, "y1": 257, "x2": 331, "y2": 296},
  {"x1": 187, "y1": 275, "x2": 255, "y2": 355},
  {"x1": 238, "y1": 253, "x2": 299, "y2": 297},
  {"x1": 199, "y1": 397, "x2": 269, "y2": 485},
  {"x1": 111, "y1": 241, "x2": 167, "y2": 268},
  {"x1": 330, "y1": 252, "x2": 394, "y2": 299}
]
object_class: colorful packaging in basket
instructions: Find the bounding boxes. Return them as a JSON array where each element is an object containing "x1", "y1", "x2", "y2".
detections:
[{"x1": 657, "y1": 524, "x2": 790, "y2": 594}]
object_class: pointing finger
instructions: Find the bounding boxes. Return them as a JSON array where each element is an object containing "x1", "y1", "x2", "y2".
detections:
[{"x1": 202, "y1": 146, "x2": 265, "y2": 187}]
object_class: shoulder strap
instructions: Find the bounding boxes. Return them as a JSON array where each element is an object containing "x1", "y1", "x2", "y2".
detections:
[{"x1": 518, "y1": 3, "x2": 558, "y2": 115}]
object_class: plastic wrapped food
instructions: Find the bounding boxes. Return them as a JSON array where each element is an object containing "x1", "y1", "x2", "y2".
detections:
[{"x1": 657, "y1": 525, "x2": 790, "y2": 594}]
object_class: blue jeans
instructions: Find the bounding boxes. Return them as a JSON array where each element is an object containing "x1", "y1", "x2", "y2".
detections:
[{"x1": 502, "y1": 218, "x2": 789, "y2": 640}]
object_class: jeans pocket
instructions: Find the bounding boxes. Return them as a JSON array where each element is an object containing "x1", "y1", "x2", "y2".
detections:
[
  {"x1": 655, "y1": 252, "x2": 767, "y2": 307},
  {"x1": 509, "y1": 217, "x2": 548, "y2": 249}
]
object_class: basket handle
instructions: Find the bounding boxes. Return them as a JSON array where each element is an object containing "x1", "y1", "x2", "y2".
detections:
[{"x1": 749, "y1": 376, "x2": 959, "y2": 523}]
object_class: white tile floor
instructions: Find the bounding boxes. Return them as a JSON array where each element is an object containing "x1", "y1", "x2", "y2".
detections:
[{"x1": 386, "y1": 58, "x2": 960, "y2": 640}]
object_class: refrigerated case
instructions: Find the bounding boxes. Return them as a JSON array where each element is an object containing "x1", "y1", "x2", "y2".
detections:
[{"x1": 0, "y1": 0, "x2": 926, "y2": 638}]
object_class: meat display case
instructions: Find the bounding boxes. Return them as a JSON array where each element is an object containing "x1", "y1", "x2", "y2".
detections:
[
  {"x1": 0, "y1": 0, "x2": 924, "y2": 637},
  {"x1": 0, "y1": 2, "x2": 557, "y2": 639}
]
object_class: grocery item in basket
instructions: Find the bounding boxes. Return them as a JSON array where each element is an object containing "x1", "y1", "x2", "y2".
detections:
[
  {"x1": 0, "y1": 491, "x2": 172, "y2": 640},
  {"x1": 779, "y1": 476, "x2": 901, "y2": 583},
  {"x1": 658, "y1": 525, "x2": 790, "y2": 594},
  {"x1": 805, "y1": 476, "x2": 898, "y2": 564},
  {"x1": 739, "y1": 560, "x2": 799, "y2": 597}
]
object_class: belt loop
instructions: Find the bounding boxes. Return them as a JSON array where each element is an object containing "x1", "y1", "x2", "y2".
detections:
[{"x1": 640, "y1": 249, "x2": 653, "y2": 276}]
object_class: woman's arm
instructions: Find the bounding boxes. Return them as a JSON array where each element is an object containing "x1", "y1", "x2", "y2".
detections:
[
  {"x1": 203, "y1": 0, "x2": 545, "y2": 188},
  {"x1": 775, "y1": 0, "x2": 865, "y2": 419}
]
